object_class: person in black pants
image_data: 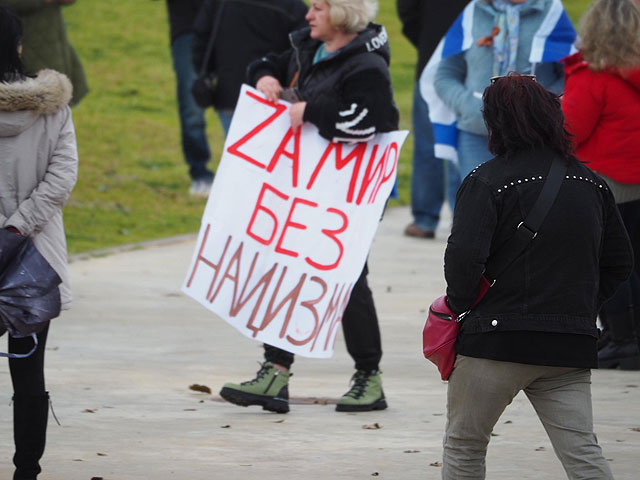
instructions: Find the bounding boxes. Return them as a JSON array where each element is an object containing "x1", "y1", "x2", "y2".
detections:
[
  {"x1": 219, "y1": 0, "x2": 397, "y2": 414},
  {"x1": 9, "y1": 325, "x2": 51, "y2": 480},
  {"x1": 0, "y1": 7, "x2": 79, "y2": 478}
]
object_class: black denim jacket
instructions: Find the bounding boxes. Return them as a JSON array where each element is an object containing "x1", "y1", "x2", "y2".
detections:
[{"x1": 445, "y1": 148, "x2": 633, "y2": 339}]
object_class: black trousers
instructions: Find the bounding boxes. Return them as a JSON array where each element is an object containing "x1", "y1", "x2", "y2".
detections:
[
  {"x1": 8, "y1": 322, "x2": 49, "y2": 396},
  {"x1": 264, "y1": 264, "x2": 382, "y2": 372}
]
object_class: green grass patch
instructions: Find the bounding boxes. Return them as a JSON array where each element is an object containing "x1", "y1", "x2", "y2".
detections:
[{"x1": 63, "y1": 0, "x2": 590, "y2": 253}]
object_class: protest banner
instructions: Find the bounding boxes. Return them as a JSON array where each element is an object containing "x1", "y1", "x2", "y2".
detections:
[{"x1": 182, "y1": 85, "x2": 408, "y2": 358}]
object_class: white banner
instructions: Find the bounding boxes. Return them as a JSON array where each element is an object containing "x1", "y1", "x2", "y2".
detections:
[{"x1": 183, "y1": 85, "x2": 408, "y2": 358}]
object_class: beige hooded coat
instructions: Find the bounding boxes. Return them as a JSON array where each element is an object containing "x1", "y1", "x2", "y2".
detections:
[{"x1": 0, "y1": 69, "x2": 78, "y2": 310}]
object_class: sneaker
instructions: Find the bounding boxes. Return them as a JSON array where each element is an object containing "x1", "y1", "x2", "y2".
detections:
[
  {"x1": 219, "y1": 362, "x2": 291, "y2": 413},
  {"x1": 335, "y1": 370, "x2": 387, "y2": 412},
  {"x1": 189, "y1": 178, "x2": 213, "y2": 198},
  {"x1": 404, "y1": 222, "x2": 435, "y2": 239}
]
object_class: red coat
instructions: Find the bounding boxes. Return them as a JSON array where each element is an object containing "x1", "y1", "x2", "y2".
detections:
[{"x1": 562, "y1": 52, "x2": 640, "y2": 184}]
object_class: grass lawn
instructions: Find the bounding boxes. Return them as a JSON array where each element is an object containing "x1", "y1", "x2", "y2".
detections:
[{"x1": 62, "y1": 0, "x2": 590, "y2": 253}]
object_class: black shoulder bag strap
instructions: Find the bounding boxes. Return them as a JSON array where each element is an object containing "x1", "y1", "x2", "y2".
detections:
[
  {"x1": 483, "y1": 155, "x2": 568, "y2": 283},
  {"x1": 198, "y1": 0, "x2": 226, "y2": 77}
]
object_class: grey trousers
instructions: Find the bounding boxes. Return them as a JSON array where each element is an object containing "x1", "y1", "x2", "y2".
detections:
[{"x1": 442, "y1": 355, "x2": 614, "y2": 480}]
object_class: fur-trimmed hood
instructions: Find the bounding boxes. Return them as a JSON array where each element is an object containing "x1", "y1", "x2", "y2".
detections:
[
  {"x1": 0, "y1": 69, "x2": 72, "y2": 137},
  {"x1": 0, "y1": 69, "x2": 72, "y2": 114}
]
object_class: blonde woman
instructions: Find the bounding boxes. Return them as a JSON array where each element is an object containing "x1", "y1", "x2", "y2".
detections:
[
  {"x1": 562, "y1": 0, "x2": 640, "y2": 370},
  {"x1": 219, "y1": 0, "x2": 399, "y2": 414}
]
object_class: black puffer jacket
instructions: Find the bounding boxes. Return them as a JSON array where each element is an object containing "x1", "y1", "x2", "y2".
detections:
[
  {"x1": 247, "y1": 23, "x2": 399, "y2": 142},
  {"x1": 445, "y1": 148, "x2": 632, "y2": 342},
  {"x1": 192, "y1": 0, "x2": 308, "y2": 110}
]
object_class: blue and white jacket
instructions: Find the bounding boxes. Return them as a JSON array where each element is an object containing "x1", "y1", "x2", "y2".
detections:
[{"x1": 420, "y1": 0, "x2": 576, "y2": 161}]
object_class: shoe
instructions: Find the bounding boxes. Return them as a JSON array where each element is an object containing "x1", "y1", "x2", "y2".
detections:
[
  {"x1": 189, "y1": 178, "x2": 213, "y2": 198},
  {"x1": 219, "y1": 362, "x2": 290, "y2": 413},
  {"x1": 404, "y1": 223, "x2": 435, "y2": 239},
  {"x1": 336, "y1": 370, "x2": 387, "y2": 412}
]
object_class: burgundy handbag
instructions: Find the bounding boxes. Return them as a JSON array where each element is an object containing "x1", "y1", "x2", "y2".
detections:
[
  {"x1": 422, "y1": 156, "x2": 567, "y2": 381},
  {"x1": 423, "y1": 276, "x2": 490, "y2": 381}
]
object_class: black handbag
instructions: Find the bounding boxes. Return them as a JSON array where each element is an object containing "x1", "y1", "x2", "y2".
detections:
[
  {"x1": 191, "y1": 1, "x2": 226, "y2": 108},
  {"x1": 0, "y1": 229, "x2": 62, "y2": 358}
]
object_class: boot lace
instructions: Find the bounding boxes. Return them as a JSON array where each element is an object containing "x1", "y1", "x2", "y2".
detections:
[
  {"x1": 343, "y1": 371, "x2": 371, "y2": 400},
  {"x1": 240, "y1": 362, "x2": 274, "y2": 386}
]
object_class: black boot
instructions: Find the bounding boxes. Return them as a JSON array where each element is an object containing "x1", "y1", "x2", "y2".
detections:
[
  {"x1": 13, "y1": 392, "x2": 49, "y2": 480},
  {"x1": 598, "y1": 309, "x2": 640, "y2": 370}
]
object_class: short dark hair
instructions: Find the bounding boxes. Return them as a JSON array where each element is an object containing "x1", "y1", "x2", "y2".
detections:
[
  {"x1": 0, "y1": 6, "x2": 25, "y2": 82},
  {"x1": 482, "y1": 74, "x2": 573, "y2": 157}
]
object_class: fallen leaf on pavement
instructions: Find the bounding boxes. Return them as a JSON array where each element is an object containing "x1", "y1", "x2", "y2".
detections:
[
  {"x1": 362, "y1": 423, "x2": 382, "y2": 429},
  {"x1": 430, "y1": 461, "x2": 442, "y2": 467},
  {"x1": 189, "y1": 384, "x2": 212, "y2": 394}
]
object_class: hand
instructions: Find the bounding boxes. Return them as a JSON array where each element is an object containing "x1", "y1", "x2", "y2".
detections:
[
  {"x1": 256, "y1": 75, "x2": 283, "y2": 103},
  {"x1": 289, "y1": 102, "x2": 307, "y2": 131}
]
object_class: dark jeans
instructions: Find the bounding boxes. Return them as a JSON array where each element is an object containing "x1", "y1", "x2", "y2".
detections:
[
  {"x1": 410, "y1": 83, "x2": 460, "y2": 231},
  {"x1": 9, "y1": 322, "x2": 50, "y2": 396},
  {"x1": 264, "y1": 264, "x2": 382, "y2": 372},
  {"x1": 170, "y1": 33, "x2": 213, "y2": 182}
]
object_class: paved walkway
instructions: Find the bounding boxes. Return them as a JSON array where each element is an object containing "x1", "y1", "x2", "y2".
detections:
[{"x1": 1, "y1": 206, "x2": 638, "y2": 479}]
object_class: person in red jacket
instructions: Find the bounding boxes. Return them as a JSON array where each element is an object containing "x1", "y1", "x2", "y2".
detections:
[{"x1": 562, "y1": 0, "x2": 640, "y2": 370}]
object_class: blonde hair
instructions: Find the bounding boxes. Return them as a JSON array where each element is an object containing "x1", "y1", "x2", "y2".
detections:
[
  {"x1": 326, "y1": 0, "x2": 378, "y2": 34},
  {"x1": 579, "y1": 0, "x2": 640, "y2": 71}
]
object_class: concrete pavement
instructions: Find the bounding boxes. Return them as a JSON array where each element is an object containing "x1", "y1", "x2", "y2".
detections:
[{"x1": 1, "y1": 206, "x2": 638, "y2": 479}]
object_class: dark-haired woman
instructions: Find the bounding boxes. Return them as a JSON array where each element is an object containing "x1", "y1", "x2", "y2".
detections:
[
  {"x1": 0, "y1": 6, "x2": 78, "y2": 479},
  {"x1": 440, "y1": 74, "x2": 632, "y2": 479}
]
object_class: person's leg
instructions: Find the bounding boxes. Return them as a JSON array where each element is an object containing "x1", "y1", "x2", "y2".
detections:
[
  {"x1": 336, "y1": 264, "x2": 386, "y2": 411},
  {"x1": 599, "y1": 200, "x2": 640, "y2": 369},
  {"x1": 219, "y1": 344, "x2": 292, "y2": 413},
  {"x1": 342, "y1": 264, "x2": 381, "y2": 372},
  {"x1": 456, "y1": 131, "x2": 493, "y2": 180},
  {"x1": 405, "y1": 83, "x2": 443, "y2": 238},
  {"x1": 524, "y1": 368, "x2": 614, "y2": 480},
  {"x1": 443, "y1": 356, "x2": 534, "y2": 479},
  {"x1": 9, "y1": 323, "x2": 50, "y2": 480},
  {"x1": 170, "y1": 33, "x2": 213, "y2": 184},
  {"x1": 445, "y1": 158, "x2": 462, "y2": 212},
  {"x1": 216, "y1": 109, "x2": 234, "y2": 137}
]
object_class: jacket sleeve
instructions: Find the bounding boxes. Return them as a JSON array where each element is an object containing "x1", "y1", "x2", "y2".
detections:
[
  {"x1": 396, "y1": 0, "x2": 421, "y2": 48},
  {"x1": 303, "y1": 66, "x2": 396, "y2": 143},
  {"x1": 444, "y1": 175, "x2": 498, "y2": 313},
  {"x1": 0, "y1": 0, "x2": 48, "y2": 14},
  {"x1": 434, "y1": 52, "x2": 483, "y2": 126},
  {"x1": 246, "y1": 49, "x2": 293, "y2": 87},
  {"x1": 192, "y1": 0, "x2": 216, "y2": 73},
  {"x1": 6, "y1": 107, "x2": 78, "y2": 236},
  {"x1": 597, "y1": 188, "x2": 634, "y2": 311},
  {"x1": 562, "y1": 70, "x2": 603, "y2": 149}
]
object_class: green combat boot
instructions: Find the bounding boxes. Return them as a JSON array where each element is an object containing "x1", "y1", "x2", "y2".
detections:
[
  {"x1": 219, "y1": 362, "x2": 291, "y2": 413},
  {"x1": 336, "y1": 370, "x2": 387, "y2": 412}
]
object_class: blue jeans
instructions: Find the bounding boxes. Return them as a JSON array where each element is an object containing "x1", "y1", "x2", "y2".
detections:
[
  {"x1": 217, "y1": 109, "x2": 233, "y2": 136},
  {"x1": 170, "y1": 33, "x2": 213, "y2": 182},
  {"x1": 410, "y1": 84, "x2": 460, "y2": 231},
  {"x1": 456, "y1": 130, "x2": 493, "y2": 179}
]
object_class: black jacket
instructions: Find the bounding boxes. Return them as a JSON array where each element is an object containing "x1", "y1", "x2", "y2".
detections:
[
  {"x1": 445, "y1": 148, "x2": 632, "y2": 345},
  {"x1": 396, "y1": 0, "x2": 471, "y2": 78},
  {"x1": 247, "y1": 23, "x2": 399, "y2": 143},
  {"x1": 192, "y1": 0, "x2": 307, "y2": 110},
  {"x1": 166, "y1": 0, "x2": 204, "y2": 43}
]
